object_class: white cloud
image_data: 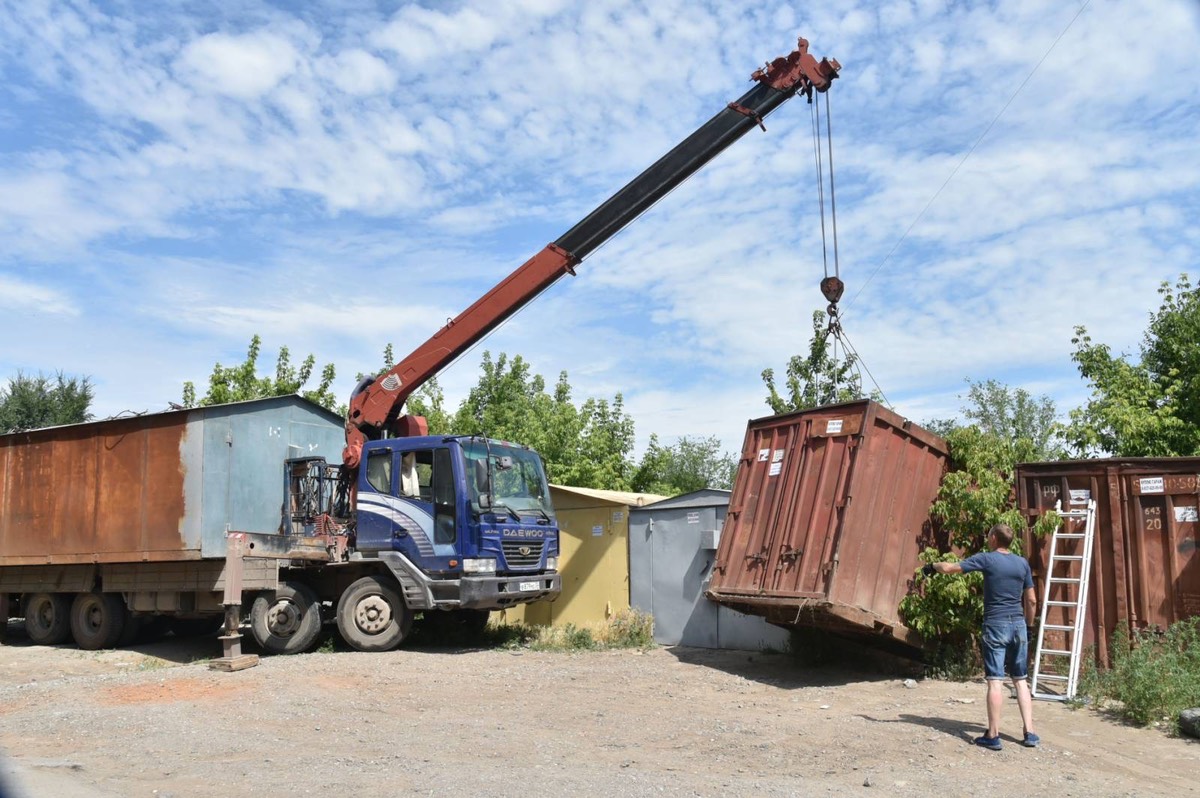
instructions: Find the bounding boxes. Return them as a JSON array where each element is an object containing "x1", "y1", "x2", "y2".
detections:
[
  {"x1": 0, "y1": 274, "x2": 78, "y2": 316},
  {"x1": 176, "y1": 31, "x2": 300, "y2": 99}
]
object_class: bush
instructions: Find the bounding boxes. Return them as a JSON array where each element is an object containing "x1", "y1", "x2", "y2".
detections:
[
  {"x1": 1078, "y1": 618, "x2": 1200, "y2": 733},
  {"x1": 598, "y1": 609, "x2": 655, "y2": 649}
]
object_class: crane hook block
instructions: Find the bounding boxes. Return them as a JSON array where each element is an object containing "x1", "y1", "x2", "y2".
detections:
[{"x1": 820, "y1": 276, "x2": 844, "y2": 305}]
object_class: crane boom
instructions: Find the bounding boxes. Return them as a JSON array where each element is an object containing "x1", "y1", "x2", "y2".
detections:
[{"x1": 345, "y1": 36, "x2": 839, "y2": 468}]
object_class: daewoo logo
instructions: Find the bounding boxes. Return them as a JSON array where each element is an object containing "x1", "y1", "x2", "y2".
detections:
[
  {"x1": 518, "y1": 546, "x2": 532, "y2": 557},
  {"x1": 502, "y1": 529, "x2": 546, "y2": 539}
]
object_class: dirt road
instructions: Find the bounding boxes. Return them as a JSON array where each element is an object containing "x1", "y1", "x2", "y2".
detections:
[{"x1": 1, "y1": 624, "x2": 1196, "y2": 797}]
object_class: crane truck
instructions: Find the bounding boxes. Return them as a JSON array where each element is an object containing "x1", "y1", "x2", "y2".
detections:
[{"x1": 0, "y1": 36, "x2": 838, "y2": 659}]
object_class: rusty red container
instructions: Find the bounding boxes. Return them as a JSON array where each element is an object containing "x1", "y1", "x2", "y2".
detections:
[
  {"x1": 0, "y1": 397, "x2": 345, "y2": 566},
  {"x1": 706, "y1": 400, "x2": 949, "y2": 649},
  {"x1": 1016, "y1": 458, "x2": 1200, "y2": 665}
]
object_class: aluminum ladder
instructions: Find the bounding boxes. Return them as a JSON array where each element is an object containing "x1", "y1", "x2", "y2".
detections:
[{"x1": 1031, "y1": 498, "x2": 1097, "y2": 701}]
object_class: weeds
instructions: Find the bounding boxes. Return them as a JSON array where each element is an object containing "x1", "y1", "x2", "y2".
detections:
[
  {"x1": 515, "y1": 610, "x2": 655, "y2": 653},
  {"x1": 1077, "y1": 618, "x2": 1200, "y2": 733}
]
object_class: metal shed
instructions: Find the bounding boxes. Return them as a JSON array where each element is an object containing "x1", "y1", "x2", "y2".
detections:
[
  {"x1": 502, "y1": 485, "x2": 663, "y2": 628},
  {"x1": 0, "y1": 396, "x2": 345, "y2": 565},
  {"x1": 1016, "y1": 458, "x2": 1200, "y2": 665},
  {"x1": 629, "y1": 490, "x2": 791, "y2": 651}
]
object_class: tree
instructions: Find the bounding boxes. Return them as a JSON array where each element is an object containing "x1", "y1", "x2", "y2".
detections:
[
  {"x1": 926, "y1": 379, "x2": 1064, "y2": 461},
  {"x1": 0, "y1": 371, "x2": 94, "y2": 432},
  {"x1": 631, "y1": 434, "x2": 737, "y2": 496},
  {"x1": 1067, "y1": 275, "x2": 1200, "y2": 456},
  {"x1": 449, "y1": 352, "x2": 636, "y2": 490},
  {"x1": 183, "y1": 335, "x2": 337, "y2": 410},
  {"x1": 762, "y1": 310, "x2": 871, "y2": 414}
]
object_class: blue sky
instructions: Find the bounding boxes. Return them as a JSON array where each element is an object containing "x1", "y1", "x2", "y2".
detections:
[{"x1": 2, "y1": 0, "x2": 1198, "y2": 456}]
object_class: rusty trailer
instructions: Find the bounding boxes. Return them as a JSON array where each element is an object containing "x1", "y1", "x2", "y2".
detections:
[
  {"x1": 1016, "y1": 458, "x2": 1200, "y2": 666},
  {"x1": 706, "y1": 400, "x2": 949, "y2": 651}
]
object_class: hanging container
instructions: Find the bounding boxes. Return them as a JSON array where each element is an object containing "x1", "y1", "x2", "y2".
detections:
[{"x1": 706, "y1": 399, "x2": 949, "y2": 650}]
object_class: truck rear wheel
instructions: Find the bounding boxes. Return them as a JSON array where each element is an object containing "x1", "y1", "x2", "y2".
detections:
[
  {"x1": 250, "y1": 581, "x2": 322, "y2": 655},
  {"x1": 70, "y1": 592, "x2": 127, "y2": 650},
  {"x1": 24, "y1": 592, "x2": 72, "y2": 645},
  {"x1": 336, "y1": 576, "x2": 412, "y2": 652}
]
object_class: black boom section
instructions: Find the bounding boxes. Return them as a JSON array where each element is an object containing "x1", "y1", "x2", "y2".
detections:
[{"x1": 554, "y1": 81, "x2": 795, "y2": 260}]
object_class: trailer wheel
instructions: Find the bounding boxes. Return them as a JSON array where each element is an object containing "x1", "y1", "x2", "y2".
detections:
[
  {"x1": 70, "y1": 592, "x2": 127, "y2": 650},
  {"x1": 24, "y1": 593, "x2": 72, "y2": 645},
  {"x1": 250, "y1": 581, "x2": 322, "y2": 655},
  {"x1": 336, "y1": 576, "x2": 413, "y2": 652}
]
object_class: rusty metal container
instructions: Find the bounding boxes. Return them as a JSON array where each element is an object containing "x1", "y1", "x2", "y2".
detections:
[
  {"x1": 706, "y1": 399, "x2": 949, "y2": 649},
  {"x1": 1016, "y1": 458, "x2": 1200, "y2": 664},
  {"x1": 0, "y1": 396, "x2": 345, "y2": 566}
]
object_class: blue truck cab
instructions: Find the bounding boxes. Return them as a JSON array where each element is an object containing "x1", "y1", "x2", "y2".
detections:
[{"x1": 354, "y1": 435, "x2": 562, "y2": 612}]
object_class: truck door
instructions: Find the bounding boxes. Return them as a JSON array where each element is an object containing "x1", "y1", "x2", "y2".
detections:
[{"x1": 355, "y1": 446, "x2": 458, "y2": 557}]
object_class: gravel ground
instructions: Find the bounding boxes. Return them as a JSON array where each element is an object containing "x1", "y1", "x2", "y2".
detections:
[{"x1": 1, "y1": 621, "x2": 1197, "y2": 798}]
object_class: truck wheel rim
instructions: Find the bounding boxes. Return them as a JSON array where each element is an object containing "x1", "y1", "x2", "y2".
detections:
[
  {"x1": 353, "y1": 595, "x2": 392, "y2": 635},
  {"x1": 33, "y1": 599, "x2": 55, "y2": 630},
  {"x1": 266, "y1": 600, "x2": 303, "y2": 637},
  {"x1": 82, "y1": 598, "x2": 104, "y2": 633}
]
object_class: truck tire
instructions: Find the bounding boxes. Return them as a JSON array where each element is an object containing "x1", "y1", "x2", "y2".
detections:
[
  {"x1": 336, "y1": 576, "x2": 413, "y2": 652},
  {"x1": 250, "y1": 581, "x2": 322, "y2": 655},
  {"x1": 70, "y1": 592, "x2": 127, "y2": 650},
  {"x1": 24, "y1": 592, "x2": 72, "y2": 645}
]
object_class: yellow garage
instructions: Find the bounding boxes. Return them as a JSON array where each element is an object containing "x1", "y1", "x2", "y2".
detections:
[{"x1": 501, "y1": 485, "x2": 664, "y2": 628}]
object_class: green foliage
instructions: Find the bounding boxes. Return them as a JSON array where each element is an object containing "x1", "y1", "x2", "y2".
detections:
[
  {"x1": 1067, "y1": 275, "x2": 1200, "y2": 456},
  {"x1": 404, "y1": 377, "x2": 454, "y2": 434},
  {"x1": 450, "y1": 352, "x2": 635, "y2": 490},
  {"x1": 631, "y1": 433, "x2": 737, "y2": 495},
  {"x1": 900, "y1": 549, "x2": 983, "y2": 642},
  {"x1": 1078, "y1": 619, "x2": 1200, "y2": 733},
  {"x1": 183, "y1": 335, "x2": 337, "y2": 410},
  {"x1": 762, "y1": 310, "x2": 873, "y2": 414},
  {"x1": 0, "y1": 371, "x2": 94, "y2": 432},
  {"x1": 931, "y1": 426, "x2": 1031, "y2": 553}
]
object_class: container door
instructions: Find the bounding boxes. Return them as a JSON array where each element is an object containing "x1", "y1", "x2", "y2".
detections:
[
  {"x1": 712, "y1": 408, "x2": 859, "y2": 598},
  {"x1": 1126, "y1": 473, "x2": 1200, "y2": 627}
]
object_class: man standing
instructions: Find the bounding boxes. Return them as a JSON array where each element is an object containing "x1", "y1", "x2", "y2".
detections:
[{"x1": 924, "y1": 523, "x2": 1040, "y2": 750}]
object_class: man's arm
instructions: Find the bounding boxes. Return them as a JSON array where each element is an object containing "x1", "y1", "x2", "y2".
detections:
[
  {"x1": 932, "y1": 561, "x2": 963, "y2": 575},
  {"x1": 1023, "y1": 586, "x2": 1037, "y2": 625}
]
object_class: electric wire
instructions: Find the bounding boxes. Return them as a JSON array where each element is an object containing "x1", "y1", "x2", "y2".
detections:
[{"x1": 841, "y1": 0, "x2": 1092, "y2": 314}]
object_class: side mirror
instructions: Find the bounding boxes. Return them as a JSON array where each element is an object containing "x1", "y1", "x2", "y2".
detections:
[
  {"x1": 496, "y1": 455, "x2": 514, "y2": 471},
  {"x1": 478, "y1": 492, "x2": 492, "y2": 509}
]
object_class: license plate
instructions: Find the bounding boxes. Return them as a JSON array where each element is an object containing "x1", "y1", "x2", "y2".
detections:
[{"x1": 519, "y1": 581, "x2": 540, "y2": 592}]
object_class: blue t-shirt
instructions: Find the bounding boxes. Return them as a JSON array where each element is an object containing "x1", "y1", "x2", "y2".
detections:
[{"x1": 959, "y1": 550, "x2": 1033, "y2": 622}]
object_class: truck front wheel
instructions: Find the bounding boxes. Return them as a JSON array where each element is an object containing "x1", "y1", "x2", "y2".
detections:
[
  {"x1": 249, "y1": 581, "x2": 322, "y2": 655},
  {"x1": 24, "y1": 592, "x2": 72, "y2": 645},
  {"x1": 336, "y1": 576, "x2": 412, "y2": 652},
  {"x1": 70, "y1": 592, "x2": 127, "y2": 650}
]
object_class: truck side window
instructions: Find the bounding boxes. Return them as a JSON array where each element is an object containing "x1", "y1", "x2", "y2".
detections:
[
  {"x1": 397, "y1": 450, "x2": 435, "y2": 503},
  {"x1": 432, "y1": 448, "x2": 456, "y2": 544},
  {"x1": 365, "y1": 450, "x2": 392, "y2": 494}
]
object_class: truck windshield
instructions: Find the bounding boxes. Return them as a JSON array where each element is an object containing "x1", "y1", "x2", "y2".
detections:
[{"x1": 461, "y1": 440, "x2": 554, "y2": 519}]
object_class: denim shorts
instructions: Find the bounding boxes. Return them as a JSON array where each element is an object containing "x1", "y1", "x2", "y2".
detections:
[{"x1": 980, "y1": 617, "x2": 1028, "y2": 680}]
